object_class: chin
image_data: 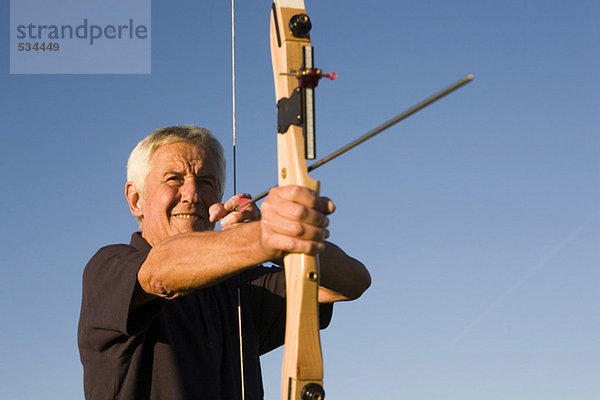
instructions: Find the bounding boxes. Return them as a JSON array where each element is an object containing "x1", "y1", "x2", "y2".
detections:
[{"x1": 191, "y1": 221, "x2": 213, "y2": 232}]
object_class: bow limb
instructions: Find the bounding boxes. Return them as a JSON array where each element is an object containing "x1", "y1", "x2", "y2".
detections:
[{"x1": 270, "y1": 1, "x2": 324, "y2": 399}]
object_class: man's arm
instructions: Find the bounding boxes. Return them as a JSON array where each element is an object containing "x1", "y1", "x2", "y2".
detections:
[
  {"x1": 270, "y1": 242, "x2": 371, "y2": 303},
  {"x1": 318, "y1": 242, "x2": 370, "y2": 303},
  {"x1": 137, "y1": 221, "x2": 269, "y2": 299},
  {"x1": 260, "y1": 186, "x2": 371, "y2": 303},
  {"x1": 137, "y1": 186, "x2": 369, "y2": 303}
]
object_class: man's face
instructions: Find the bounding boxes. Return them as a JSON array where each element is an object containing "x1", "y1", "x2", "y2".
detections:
[{"x1": 138, "y1": 141, "x2": 222, "y2": 246}]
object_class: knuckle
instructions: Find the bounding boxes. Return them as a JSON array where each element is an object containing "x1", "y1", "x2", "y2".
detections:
[
  {"x1": 269, "y1": 186, "x2": 282, "y2": 198},
  {"x1": 262, "y1": 195, "x2": 275, "y2": 208},
  {"x1": 287, "y1": 185, "x2": 302, "y2": 196},
  {"x1": 260, "y1": 213, "x2": 273, "y2": 228},
  {"x1": 312, "y1": 226, "x2": 326, "y2": 241},
  {"x1": 289, "y1": 203, "x2": 309, "y2": 220},
  {"x1": 286, "y1": 221, "x2": 305, "y2": 237},
  {"x1": 282, "y1": 236, "x2": 297, "y2": 252}
]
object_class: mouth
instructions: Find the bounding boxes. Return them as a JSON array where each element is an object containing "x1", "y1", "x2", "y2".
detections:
[{"x1": 172, "y1": 213, "x2": 202, "y2": 220}]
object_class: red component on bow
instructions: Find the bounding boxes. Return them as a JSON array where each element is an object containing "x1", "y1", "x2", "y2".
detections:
[{"x1": 297, "y1": 68, "x2": 337, "y2": 88}]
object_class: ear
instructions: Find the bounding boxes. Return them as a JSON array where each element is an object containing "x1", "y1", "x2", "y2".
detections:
[{"x1": 125, "y1": 182, "x2": 144, "y2": 218}]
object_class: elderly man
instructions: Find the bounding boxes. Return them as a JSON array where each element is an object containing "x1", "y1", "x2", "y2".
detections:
[{"x1": 78, "y1": 126, "x2": 370, "y2": 399}]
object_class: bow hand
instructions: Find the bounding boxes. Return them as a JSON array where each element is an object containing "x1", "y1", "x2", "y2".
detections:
[{"x1": 260, "y1": 185, "x2": 333, "y2": 258}]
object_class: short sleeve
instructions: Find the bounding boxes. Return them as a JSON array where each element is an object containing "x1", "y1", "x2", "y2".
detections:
[{"x1": 79, "y1": 242, "x2": 164, "y2": 338}]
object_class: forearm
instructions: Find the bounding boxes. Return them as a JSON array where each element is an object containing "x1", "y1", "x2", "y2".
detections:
[
  {"x1": 318, "y1": 242, "x2": 371, "y2": 303},
  {"x1": 268, "y1": 242, "x2": 370, "y2": 303},
  {"x1": 138, "y1": 221, "x2": 270, "y2": 299}
]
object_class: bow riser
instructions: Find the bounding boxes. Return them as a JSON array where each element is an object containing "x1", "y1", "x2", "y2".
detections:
[{"x1": 270, "y1": 1, "x2": 324, "y2": 399}]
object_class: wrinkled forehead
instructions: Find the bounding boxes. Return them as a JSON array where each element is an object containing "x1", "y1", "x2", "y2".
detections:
[{"x1": 150, "y1": 141, "x2": 212, "y2": 169}]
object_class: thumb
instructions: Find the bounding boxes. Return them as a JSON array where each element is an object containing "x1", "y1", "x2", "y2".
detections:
[{"x1": 209, "y1": 202, "x2": 227, "y2": 223}]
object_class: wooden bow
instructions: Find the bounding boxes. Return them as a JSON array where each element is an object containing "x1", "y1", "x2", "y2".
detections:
[{"x1": 270, "y1": 1, "x2": 326, "y2": 399}]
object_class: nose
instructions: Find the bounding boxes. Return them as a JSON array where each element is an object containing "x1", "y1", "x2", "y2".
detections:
[{"x1": 180, "y1": 178, "x2": 200, "y2": 204}]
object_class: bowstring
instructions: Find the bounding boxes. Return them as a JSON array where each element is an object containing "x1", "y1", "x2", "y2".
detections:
[{"x1": 232, "y1": 1, "x2": 246, "y2": 399}]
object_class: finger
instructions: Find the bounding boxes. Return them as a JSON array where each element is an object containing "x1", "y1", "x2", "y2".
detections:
[
  {"x1": 317, "y1": 196, "x2": 336, "y2": 215},
  {"x1": 220, "y1": 215, "x2": 240, "y2": 230},
  {"x1": 261, "y1": 208, "x2": 329, "y2": 241},
  {"x1": 221, "y1": 208, "x2": 254, "y2": 227},
  {"x1": 270, "y1": 186, "x2": 335, "y2": 215},
  {"x1": 220, "y1": 197, "x2": 261, "y2": 230},
  {"x1": 240, "y1": 204, "x2": 261, "y2": 221},
  {"x1": 223, "y1": 193, "x2": 251, "y2": 211},
  {"x1": 266, "y1": 199, "x2": 330, "y2": 229},
  {"x1": 209, "y1": 203, "x2": 227, "y2": 223},
  {"x1": 233, "y1": 194, "x2": 260, "y2": 221},
  {"x1": 261, "y1": 231, "x2": 327, "y2": 255}
]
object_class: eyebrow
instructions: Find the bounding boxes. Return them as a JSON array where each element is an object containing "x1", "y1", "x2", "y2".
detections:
[{"x1": 161, "y1": 170, "x2": 217, "y2": 182}]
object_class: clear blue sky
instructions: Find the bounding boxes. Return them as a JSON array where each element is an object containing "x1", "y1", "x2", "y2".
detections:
[{"x1": 1, "y1": 1, "x2": 599, "y2": 399}]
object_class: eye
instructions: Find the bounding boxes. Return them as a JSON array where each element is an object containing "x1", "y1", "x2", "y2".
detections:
[
  {"x1": 196, "y1": 177, "x2": 217, "y2": 189},
  {"x1": 166, "y1": 174, "x2": 183, "y2": 184}
]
